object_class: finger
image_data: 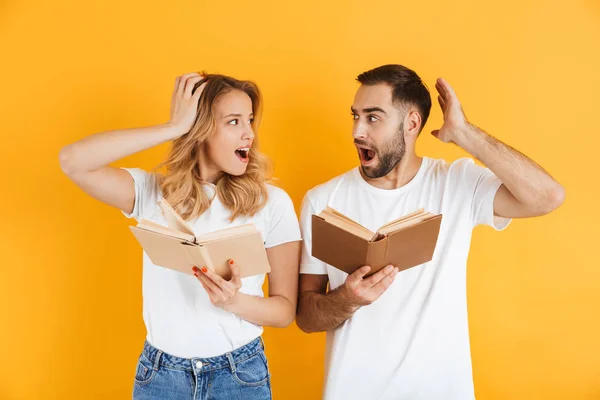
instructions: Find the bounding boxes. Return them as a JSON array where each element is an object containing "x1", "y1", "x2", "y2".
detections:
[
  {"x1": 173, "y1": 76, "x2": 181, "y2": 97},
  {"x1": 194, "y1": 266, "x2": 222, "y2": 293},
  {"x1": 197, "y1": 275, "x2": 216, "y2": 296},
  {"x1": 177, "y1": 72, "x2": 201, "y2": 97},
  {"x1": 438, "y1": 77, "x2": 457, "y2": 99},
  {"x1": 200, "y1": 265, "x2": 231, "y2": 291},
  {"x1": 435, "y1": 81, "x2": 448, "y2": 101},
  {"x1": 228, "y1": 259, "x2": 241, "y2": 286},
  {"x1": 184, "y1": 76, "x2": 204, "y2": 98},
  {"x1": 347, "y1": 265, "x2": 372, "y2": 284},
  {"x1": 192, "y1": 80, "x2": 208, "y2": 102},
  {"x1": 363, "y1": 265, "x2": 395, "y2": 287},
  {"x1": 371, "y1": 267, "x2": 398, "y2": 294},
  {"x1": 437, "y1": 95, "x2": 446, "y2": 111},
  {"x1": 198, "y1": 272, "x2": 222, "y2": 295}
]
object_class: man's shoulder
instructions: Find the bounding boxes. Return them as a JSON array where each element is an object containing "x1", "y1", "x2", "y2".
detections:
[
  {"x1": 424, "y1": 156, "x2": 480, "y2": 175},
  {"x1": 303, "y1": 168, "x2": 356, "y2": 206}
]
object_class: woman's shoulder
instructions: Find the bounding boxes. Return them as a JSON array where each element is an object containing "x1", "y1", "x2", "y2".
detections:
[
  {"x1": 121, "y1": 167, "x2": 160, "y2": 186},
  {"x1": 264, "y1": 183, "x2": 294, "y2": 207}
]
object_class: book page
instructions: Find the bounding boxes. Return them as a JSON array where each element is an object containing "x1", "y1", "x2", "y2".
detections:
[
  {"x1": 378, "y1": 208, "x2": 426, "y2": 231},
  {"x1": 196, "y1": 224, "x2": 258, "y2": 243},
  {"x1": 319, "y1": 208, "x2": 375, "y2": 241},
  {"x1": 377, "y1": 212, "x2": 437, "y2": 236},
  {"x1": 158, "y1": 198, "x2": 196, "y2": 236},
  {"x1": 137, "y1": 219, "x2": 196, "y2": 243},
  {"x1": 323, "y1": 207, "x2": 373, "y2": 232}
]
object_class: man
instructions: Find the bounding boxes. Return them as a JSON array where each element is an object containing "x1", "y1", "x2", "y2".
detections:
[{"x1": 296, "y1": 64, "x2": 564, "y2": 399}]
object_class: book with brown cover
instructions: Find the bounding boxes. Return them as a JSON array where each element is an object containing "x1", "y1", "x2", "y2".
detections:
[
  {"x1": 128, "y1": 199, "x2": 271, "y2": 279},
  {"x1": 311, "y1": 207, "x2": 442, "y2": 276}
]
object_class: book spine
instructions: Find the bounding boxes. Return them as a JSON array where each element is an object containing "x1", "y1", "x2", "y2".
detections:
[
  {"x1": 366, "y1": 237, "x2": 389, "y2": 271},
  {"x1": 198, "y1": 245, "x2": 214, "y2": 270}
]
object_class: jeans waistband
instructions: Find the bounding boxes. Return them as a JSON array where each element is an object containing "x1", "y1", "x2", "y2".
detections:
[{"x1": 141, "y1": 337, "x2": 265, "y2": 373}]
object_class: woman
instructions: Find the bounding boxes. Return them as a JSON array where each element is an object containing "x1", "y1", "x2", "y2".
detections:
[{"x1": 59, "y1": 72, "x2": 301, "y2": 399}]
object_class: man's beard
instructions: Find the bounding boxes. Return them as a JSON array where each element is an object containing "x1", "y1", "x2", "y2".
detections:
[{"x1": 360, "y1": 123, "x2": 406, "y2": 179}]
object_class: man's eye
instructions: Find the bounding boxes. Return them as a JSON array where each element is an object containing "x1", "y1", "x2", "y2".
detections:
[
  {"x1": 351, "y1": 113, "x2": 359, "y2": 120},
  {"x1": 368, "y1": 115, "x2": 378, "y2": 122}
]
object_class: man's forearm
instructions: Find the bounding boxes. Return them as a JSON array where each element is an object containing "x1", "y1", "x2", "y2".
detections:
[
  {"x1": 296, "y1": 287, "x2": 359, "y2": 333},
  {"x1": 454, "y1": 123, "x2": 565, "y2": 213}
]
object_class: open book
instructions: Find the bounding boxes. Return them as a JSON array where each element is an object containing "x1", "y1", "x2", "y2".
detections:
[
  {"x1": 311, "y1": 207, "x2": 442, "y2": 276},
  {"x1": 128, "y1": 199, "x2": 271, "y2": 279}
]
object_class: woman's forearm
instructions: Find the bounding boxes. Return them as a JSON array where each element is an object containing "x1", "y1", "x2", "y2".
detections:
[{"x1": 223, "y1": 293, "x2": 295, "y2": 329}]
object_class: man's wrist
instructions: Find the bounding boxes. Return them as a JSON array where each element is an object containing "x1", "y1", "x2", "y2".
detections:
[
  {"x1": 453, "y1": 123, "x2": 487, "y2": 158},
  {"x1": 332, "y1": 284, "x2": 361, "y2": 314}
]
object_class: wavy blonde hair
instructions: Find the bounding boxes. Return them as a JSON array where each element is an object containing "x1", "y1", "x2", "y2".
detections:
[{"x1": 155, "y1": 73, "x2": 271, "y2": 222}]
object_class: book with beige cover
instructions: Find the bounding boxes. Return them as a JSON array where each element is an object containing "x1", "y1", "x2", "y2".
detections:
[
  {"x1": 311, "y1": 207, "x2": 442, "y2": 276},
  {"x1": 128, "y1": 199, "x2": 271, "y2": 279}
]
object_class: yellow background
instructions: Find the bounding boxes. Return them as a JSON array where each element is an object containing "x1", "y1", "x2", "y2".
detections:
[{"x1": 1, "y1": 0, "x2": 599, "y2": 399}]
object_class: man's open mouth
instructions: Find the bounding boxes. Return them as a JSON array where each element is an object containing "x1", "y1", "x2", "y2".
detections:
[{"x1": 357, "y1": 146, "x2": 376, "y2": 164}]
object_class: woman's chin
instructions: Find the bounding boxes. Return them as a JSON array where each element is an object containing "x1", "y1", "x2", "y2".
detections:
[{"x1": 222, "y1": 165, "x2": 248, "y2": 177}]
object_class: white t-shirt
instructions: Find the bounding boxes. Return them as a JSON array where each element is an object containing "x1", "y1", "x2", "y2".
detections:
[
  {"x1": 122, "y1": 168, "x2": 302, "y2": 358},
  {"x1": 300, "y1": 157, "x2": 511, "y2": 400}
]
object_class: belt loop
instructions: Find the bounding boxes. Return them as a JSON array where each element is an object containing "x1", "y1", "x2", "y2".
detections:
[
  {"x1": 259, "y1": 336, "x2": 266, "y2": 350},
  {"x1": 226, "y1": 352, "x2": 236, "y2": 373},
  {"x1": 153, "y1": 350, "x2": 163, "y2": 371}
]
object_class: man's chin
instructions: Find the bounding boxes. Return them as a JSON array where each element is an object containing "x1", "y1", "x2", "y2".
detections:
[
  {"x1": 361, "y1": 159, "x2": 400, "y2": 179},
  {"x1": 360, "y1": 163, "x2": 380, "y2": 179}
]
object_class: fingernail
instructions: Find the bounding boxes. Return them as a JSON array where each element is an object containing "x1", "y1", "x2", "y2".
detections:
[
  {"x1": 193, "y1": 272, "x2": 198, "y2": 277},
  {"x1": 386, "y1": 265, "x2": 394, "y2": 272},
  {"x1": 201, "y1": 267, "x2": 208, "y2": 273},
  {"x1": 229, "y1": 259, "x2": 234, "y2": 265}
]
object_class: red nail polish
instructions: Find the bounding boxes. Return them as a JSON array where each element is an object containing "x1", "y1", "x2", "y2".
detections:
[
  {"x1": 194, "y1": 272, "x2": 198, "y2": 277},
  {"x1": 201, "y1": 267, "x2": 208, "y2": 273},
  {"x1": 229, "y1": 259, "x2": 234, "y2": 265}
]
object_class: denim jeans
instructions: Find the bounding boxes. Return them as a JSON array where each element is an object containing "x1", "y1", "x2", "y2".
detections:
[{"x1": 132, "y1": 337, "x2": 271, "y2": 400}]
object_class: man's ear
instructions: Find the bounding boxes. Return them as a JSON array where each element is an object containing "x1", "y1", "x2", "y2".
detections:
[{"x1": 404, "y1": 110, "x2": 422, "y2": 139}]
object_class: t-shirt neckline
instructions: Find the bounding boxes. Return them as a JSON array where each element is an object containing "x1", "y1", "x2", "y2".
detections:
[{"x1": 351, "y1": 157, "x2": 430, "y2": 196}]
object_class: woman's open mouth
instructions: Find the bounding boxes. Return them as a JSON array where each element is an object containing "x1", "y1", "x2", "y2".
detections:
[{"x1": 235, "y1": 147, "x2": 250, "y2": 163}]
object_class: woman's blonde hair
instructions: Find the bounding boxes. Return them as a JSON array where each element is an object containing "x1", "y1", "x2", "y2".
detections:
[{"x1": 155, "y1": 73, "x2": 270, "y2": 222}]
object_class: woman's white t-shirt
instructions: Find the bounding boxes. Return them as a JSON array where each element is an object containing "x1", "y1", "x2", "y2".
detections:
[{"x1": 122, "y1": 168, "x2": 302, "y2": 358}]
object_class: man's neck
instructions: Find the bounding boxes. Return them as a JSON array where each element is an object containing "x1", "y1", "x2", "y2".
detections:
[{"x1": 359, "y1": 153, "x2": 423, "y2": 190}]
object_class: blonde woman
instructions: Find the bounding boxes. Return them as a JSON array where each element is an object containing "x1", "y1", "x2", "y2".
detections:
[{"x1": 59, "y1": 72, "x2": 301, "y2": 400}]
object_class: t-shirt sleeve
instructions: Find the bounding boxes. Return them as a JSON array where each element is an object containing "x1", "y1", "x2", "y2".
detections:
[
  {"x1": 120, "y1": 167, "x2": 160, "y2": 222},
  {"x1": 264, "y1": 187, "x2": 302, "y2": 248},
  {"x1": 299, "y1": 193, "x2": 329, "y2": 275},
  {"x1": 456, "y1": 158, "x2": 511, "y2": 230}
]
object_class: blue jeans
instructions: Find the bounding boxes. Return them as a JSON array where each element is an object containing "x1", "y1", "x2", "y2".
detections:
[{"x1": 132, "y1": 337, "x2": 271, "y2": 400}]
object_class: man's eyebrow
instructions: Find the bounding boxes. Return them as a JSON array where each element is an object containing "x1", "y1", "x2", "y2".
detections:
[{"x1": 350, "y1": 106, "x2": 387, "y2": 115}]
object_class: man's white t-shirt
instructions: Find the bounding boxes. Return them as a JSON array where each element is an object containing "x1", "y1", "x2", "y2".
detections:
[
  {"x1": 300, "y1": 157, "x2": 511, "y2": 400},
  {"x1": 122, "y1": 168, "x2": 302, "y2": 358}
]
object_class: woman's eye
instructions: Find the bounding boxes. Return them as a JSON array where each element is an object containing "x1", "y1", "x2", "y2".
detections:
[
  {"x1": 228, "y1": 119, "x2": 239, "y2": 125},
  {"x1": 249, "y1": 118, "x2": 254, "y2": 125}
]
